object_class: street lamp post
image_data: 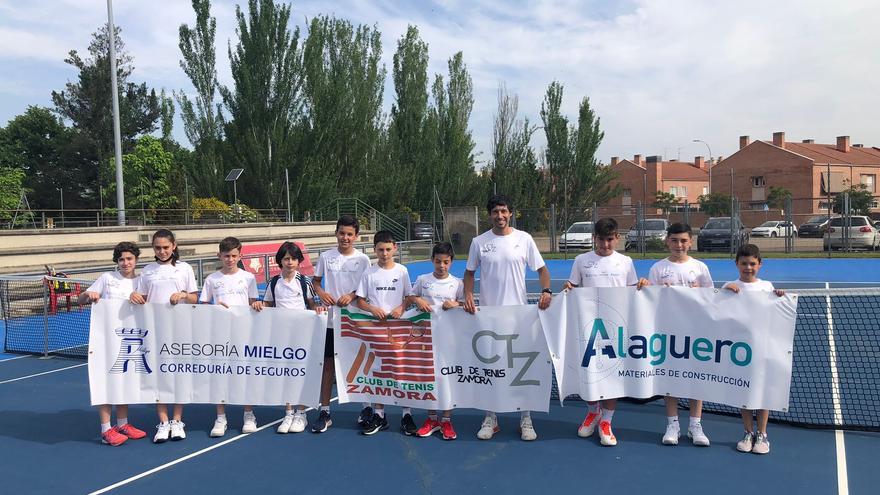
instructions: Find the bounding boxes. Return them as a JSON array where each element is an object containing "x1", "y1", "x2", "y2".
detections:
[{"x1": 693, "y1": 139, "x2": 713, "y2": 193}]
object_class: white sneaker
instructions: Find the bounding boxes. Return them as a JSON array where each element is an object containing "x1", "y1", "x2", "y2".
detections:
[
  {"x1": 577, "y1": 410, "x2": 600, "y2": 438},
  {"x1": 752, "y1": 432, "x2": 770, "y2": 454},
  {"x1": 153, "y1": 422, "x2": 171, "y2": 443},
  {"x1": 520, "y1": 416, "x2": 537, "y2": 441},
  {"x1": 277, "y1": 415, "x2": 293, "y2": 434},
  {"x1": 290, "y1": 413, "x2": 307, "y2": 433},
  {"x1": 687, "y1": 423, "x2": 710, "y2": 446},
  {"x1": 476, "y1": 414, "x2": 499, "y2": 440},
  {"x1": 736, "y1": 431, "x2": 755, "y2": 452},
  {"x1": 662, "y1": 422, "x2": 680, "y2": 445},
  {"x1": 169, "y1": 420, "x2": 186, "y2": 440},
  {"x1": 598, "y1": 420, "x2": 617, "y2": 446},
  {"x1": 211, "y1": 418, "x2": 228, "y2": 437},
  {"x1": 242, "y1": 411, "x2": 257, "y2": 433}
]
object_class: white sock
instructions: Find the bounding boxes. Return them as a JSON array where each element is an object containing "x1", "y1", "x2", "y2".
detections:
[
  {"x1": 440, "y1": 416, "x2": 451, "y2": 422},
  {"x1": 285, "y1": 410, "x2": 295, "y2": 416},
  {"x1": 428, "y1": 413, "x2": 438, "y2": 421},
  {"x1": 588, "y1": 402, "x2": 601, "y2": 413},
  {"x1": 520, "y1": 410, "x2": 531, "y2": 419},
  {"x1": 116, "y1": 417, "x2": 128, "y2": 427},
  {"x1": 402, "y1": 407, "x2": 412, "y2": 416},
  {"x1": 217, "y1": 414, "x2": 227, "y2": 422},
  {"x1": 376, "y1": 409, "x2": 385, "y2": 418},
  {"x1": 101, "y1": 422, "x2": 112, "y2": 433},
  {"x1": 689, "y1": 416, "x2": 701, "y2": 428},
  {"x1": 320, "y1": 405, "x2": 330, "y2": 412},
  {"x1": 667, "y1": 416, "x2": 679, "y2": 426},
  {"x1": 601, "y1": 409, "x2": 615, "y2": 422},
  {"x1": 295, "y1": 409, "x2": 306, "y2": 416},
  {"x1": 485, "y1": 411, "x2": 497, "y2": 419}
]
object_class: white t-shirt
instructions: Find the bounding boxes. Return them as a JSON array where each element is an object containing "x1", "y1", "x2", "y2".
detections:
[
  {"x1": 568, "y1": 251, "x2": 638, "y2": 288},
  {"x1": 199, "y1": 270, "x2": 259, "y2": 306},
  {"x1": 466, "y1": 229, "x2": 545, "y2": 306},
  {"x1": 722, "y1": 279, "x2": 775, "y2": 292},
  {"x1": 314, "y1": 248, "x2": 371, "y2": 320},
  {"x1": 412, "y1": 273, "x2": 464, "y2": 306},
  {"x1": 264, "y1": 272, "x2": 316, "y2": 310},
  {"x1": 86, "y1": 272, "x2": 138, "y2": 300},
  {"x1": 648, "y1": 257, "x2": 714, "y2": 288},
  {"x1": 356, "y1": 263, "x2": 413, "y2": 312},
  {"x1": 135, "y1": 261, "x2": 199, "y2": 304}
]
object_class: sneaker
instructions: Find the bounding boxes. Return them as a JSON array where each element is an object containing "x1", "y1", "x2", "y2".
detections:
[
  {"x1": 169, "y1": 420, "x2": 186, "y2": 441},
  {"x1": 242, "y1": 411, "x2": 257, "y2": 433},
  {"x1": 736, "y1": 431, "x2": 755, "y2": 452},
  {"x1": 417, "y1": 418, "x2": 442, "y2": 438},
  {"x1": 520, "y1": 416, "x2": 537, "y2": 441},
  {"x1": 662, "y1": 422, "x2": 680, "y2": 445},
  {"x1": 358, "y1": 406, "x2": 373, "y2": 425},
  {"x1": 290, "y1": 413, "x2": 307, "y2": 433},
  {"x1": 687, "y1": 423, "x2": 710, "y2": 446},
  {"x1": 210, "y1": 418, "x2": 227, "y2": 438},
  {"x1": 476, "y1": 414, "x2": 499, "y2": 440},
  {"x1": 311, "y1": 410, "x2": 332, "y2": 433},
  {"x1": 577, "y1": 410, "x2": 600, "y2": 438},
  {"x1": 401, "y1": 413, "x2": 418, "y2": 436},
  {"x1": 361, "y1": 413, "x2": 389, "y2": 435},
  {"x1": 598, "y1": 420, "x2": 617, "y2": 446},
  {"x1": 277, "y1": 415, "x2": 293, "y2": 434},
  {"x1": 752, "y1": 432, "x2": 770, "y2": 454},
  {"x1": 116, "y1": 423, "x2": 146, "y2": 440},
  {"x1": 154, "y1": 422, "x2": 171, "y2": 443},
  {"x1": 101, "y1": 427, "x2": 128, "y2": 446},
  {"x1": 440, "y1": 420, "x2": 457, "y2": 440}
]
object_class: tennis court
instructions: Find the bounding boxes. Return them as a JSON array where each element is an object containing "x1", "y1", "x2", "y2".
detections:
[{"x1": 1, "y1": 258, "x2": 878, "y2": 494}]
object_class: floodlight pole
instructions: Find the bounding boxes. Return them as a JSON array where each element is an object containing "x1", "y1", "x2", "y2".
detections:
[
  {"x1": 108, "y1": 0, "x2": 126, "y2": 225},
  {"x1": 233, "y1": 181, "x2": 238, "y2": 205}
]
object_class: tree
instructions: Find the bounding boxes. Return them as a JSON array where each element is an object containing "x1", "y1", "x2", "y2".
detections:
[
  {"x1": 0, "y1": 167, "x2": 26, "y2": 213},
  {"x1": 104, "y1": 136, "x2": 177, "y2": 218},
  {"x1": 159, "y1": 90, "x2": 175, "y2": 144},
  {"x1": 652, "y1": 191, "x2": 678, "y2": 216},
  {"x1": 766, "y1": 186, "x2": 792, "y2": 211},
  {"x1": 489, "y1": 83, "x2": 543, "y2": 209},
  {"x1": 834, "y1": 184, "x2": 875, "y2": 215},
  {"x1": 698, "y1": 192, "x2": 732, "y2": 216}
]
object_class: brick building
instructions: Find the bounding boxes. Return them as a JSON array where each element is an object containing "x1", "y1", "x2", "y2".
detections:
[{"x1": 606, "y1": 154, "x2": 709, "y2": 214}]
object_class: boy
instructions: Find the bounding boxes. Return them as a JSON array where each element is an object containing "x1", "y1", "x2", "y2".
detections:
[
  {"x1": 199, "y1": 237, "x2": 261, "y2": 437},
  {"x1": 646, "y1": 222, "x2": 713, "y2": 447},
  {"x1": 355, "y1": 230, "x2": 414, "y2": 435},
  {"x1": 562, "y1": 218, "x2": 647, "y2": 446},
  {"x1": 410, "y1": 242, "x2": 464, "y2": 440},
  {"x1": 723, "y1": 244, "x2": 784, "y2": 455},
  {"x1": 311, "y1": 215, "x2": 371, "y2": 433}
]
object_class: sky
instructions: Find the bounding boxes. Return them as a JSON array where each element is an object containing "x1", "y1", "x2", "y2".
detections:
[{"x1": 1, "y1": 0, "x2": 879, "y2": 169}]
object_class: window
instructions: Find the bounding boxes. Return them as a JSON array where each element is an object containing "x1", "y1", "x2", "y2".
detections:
[
  {"x1": 623, "y1": 188, "x2": 631, "y2": 197},
  {"x1": 702, "y1": 186, "x2": 708, "y2": 195},
  {"x1": 751, "y1": 176, "x2": 765, "y2": 187},
  {"x1": 669, "y1": 186, "x2": 687, "y2": 197},
  {"x1": 861, "y1": 174, "x2": 876, "y2": 193}
]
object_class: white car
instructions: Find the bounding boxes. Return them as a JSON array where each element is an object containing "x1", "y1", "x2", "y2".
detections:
[
  {"x1": 750, "y1": 220, "x2": 797, "y2": 238},
  {"x1": 824, "y1": 216, "x2": 878, "y2": 250},
  {"x1": 559, "y1": 222, "x2": 593, "y2": 251}
]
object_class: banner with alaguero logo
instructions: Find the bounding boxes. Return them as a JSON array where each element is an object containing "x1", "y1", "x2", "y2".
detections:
[
  {"x1": 539, "y1": 288, "x2": 796, "y2": 411},
  {"x1": 88, "y1": 299, "x2": 326, "y2": 406}
]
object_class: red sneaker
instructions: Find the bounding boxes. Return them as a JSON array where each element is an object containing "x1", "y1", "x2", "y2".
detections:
[
  {"x1": 116, "y1": 423, "x2": 147, "y2": 440},
  {"x1": 578, "y1": 411, "x2": 600, "y2": 438},
  {"x1": 440, "y1": 420, "x2": 457, "y2": 440},
  {"x1": 598, "y1": 420, "x2": 617, "y2": 446},
  {"x1": 417, "y1": 417, "x2": 441, "y2": 437},
  {"x1": 101, "y1": 427, "x2": 128, "y2": 446}
]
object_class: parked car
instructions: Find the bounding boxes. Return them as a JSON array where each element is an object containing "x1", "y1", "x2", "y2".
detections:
[
  {"x1": 750, "y1": 220, "x2": 798, "y2": 238},
  {"x1": 797, "y1": 215, "x2": 830, "y2": 238},
  {"x1": 625, "y1": 218, "x2": 669, "y2": 250},
  {"x1": 697, "y1": 217, "x2": 749, "y2": 252},
  {"x1": 411, "y1": 222, "x2": 434, "y2": 240},
  {"x1": 559, "y1": 222, "x2": 593, "y2": 251},
  {"x1": 824, "y1": 216, "x2": 878, "y2": 250}
]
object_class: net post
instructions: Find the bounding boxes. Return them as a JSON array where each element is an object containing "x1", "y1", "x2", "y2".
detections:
[{"x1": 42, "y1": 279, "x2": 49, "y2": 358}]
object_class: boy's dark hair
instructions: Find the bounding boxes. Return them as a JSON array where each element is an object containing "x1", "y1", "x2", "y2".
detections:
[
  {"x1": 735, "y1": 243, "x2": 762, "y2": 262},
  {"x1": 152, "y1": 229, "x2": 180, "y2": 265},
  {"x1": 432, "y1": 241, "x2": 455, "y2": 259},
  {"x1": 373, "y1": 230, "x2": 395, "y2": 245},
  {"x1": 594, "y1": 218, "x2": 619, "y2": 237},
  {"x1": 219, "y1": 236, "x2": 242, "y2": 253},
  {"x1": 667, "y1": 222, "x2": 693, "y2": 237},
  {"x1": 486, "y1": 194, "x2": 513, "y2": 213},
  {"x1": 112, "y1": 241, "x2": 141, "y2": 263},
  {"x1": 275, "y1": 241, "x2": 304, "y2": 266},
  {"x1": 336, "y1": 214, "x2": 360, "y2": 234}
]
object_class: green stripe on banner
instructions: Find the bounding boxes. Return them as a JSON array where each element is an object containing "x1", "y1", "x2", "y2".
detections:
[{"x1": 340, "y1": 308, "x2": 430, "y2": 323}]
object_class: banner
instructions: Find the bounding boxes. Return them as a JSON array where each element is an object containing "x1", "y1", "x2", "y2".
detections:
[
  {"x1": 334, "y1": 306, "x2": 553, "y2": 412},
  {"x1": 539, "y1": 288, "x2": 797, "y2": 411},
  {"x1": 88, "y1": 299, "x2": 326, "y2": 406}
]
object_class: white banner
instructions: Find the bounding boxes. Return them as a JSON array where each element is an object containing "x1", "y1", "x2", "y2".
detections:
[
  {"x1": 539, "y1": 288, "x2": 797, "y2": 411},
  {"x1": 334, "y1": 306, "x2": 552, "y2": 412},
  {"x1": 88, "y1": 300, "x2": 326, "y2": 406}
]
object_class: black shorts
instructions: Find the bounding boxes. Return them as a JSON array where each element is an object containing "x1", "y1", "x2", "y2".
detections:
[{"x1": 324, "y1": 328, "x2": 334, "y2": 358}]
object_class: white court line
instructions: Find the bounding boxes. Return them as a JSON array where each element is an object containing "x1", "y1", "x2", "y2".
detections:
[
  {"x1": 825, "y1": 282, "x2": 849, "y2": 495},
  {"x1": 0, "y1": 362, "x2": 87, "y2": 384},
  {"x1": 0, "y1": 354, "x2": 33, "y2": 363},
  {"x1": 89, "y1": 397, "x2": 339, "y2": 495}
]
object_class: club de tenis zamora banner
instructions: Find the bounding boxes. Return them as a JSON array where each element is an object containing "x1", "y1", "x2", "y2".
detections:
[
  {"x1": 335, "y1": 306, "x2": 553, "y2": 412},
  {"x1": 88, "y1": 300, "x2": 326, "y2": 406},
  {"x1": 539, "y1": 288, "x2": 797, "y2": 411}
]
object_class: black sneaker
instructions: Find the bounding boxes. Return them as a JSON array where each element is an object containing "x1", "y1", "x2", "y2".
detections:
[
  {"x1": 361, "y1": 413, "x2": 388, "y2": 435},
  {"x1": 358, "y1": 406, "x2": 373, "y2": 425},
  {"x1": 310, "y1": 410, "x2": 332, "y2": 434},
  {"x1": 401, "y1": 413, "x2": 418, "y2": 436}
]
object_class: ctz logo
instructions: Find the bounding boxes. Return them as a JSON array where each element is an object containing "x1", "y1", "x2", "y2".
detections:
[
  {"x1": 109, "y1": 327, "x2": 152, "y2": 374},
  {"x1": 472, "y1": 331, "x2": 540, "y2": 386}
]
